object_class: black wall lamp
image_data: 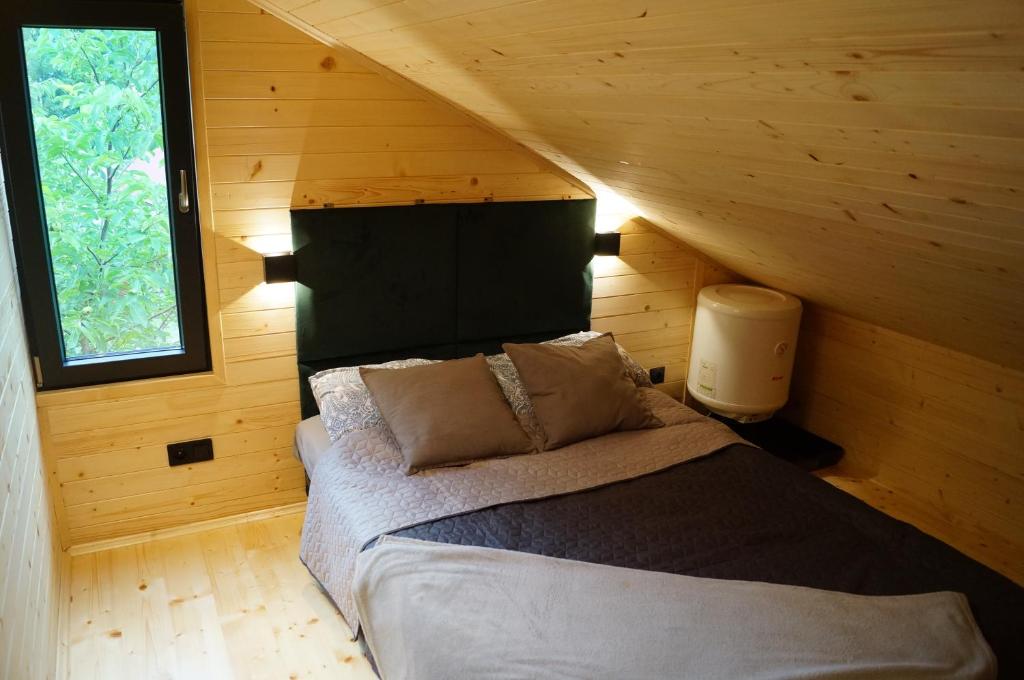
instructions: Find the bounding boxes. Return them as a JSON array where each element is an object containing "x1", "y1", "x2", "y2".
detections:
[
  {"x1": 593, "y1": 232, "x2": 621, "y2": 257},
  {"x1": 263, "y1": 252, "x2": 297, "y2": 283}
]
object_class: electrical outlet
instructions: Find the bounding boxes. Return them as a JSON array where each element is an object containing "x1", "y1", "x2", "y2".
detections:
[
  {"x1": 649, "y1": 366, "x2": 666, "y2": 384},
  {"x1": 167, "y1": 438, "x2": 214, "y2": 467}
]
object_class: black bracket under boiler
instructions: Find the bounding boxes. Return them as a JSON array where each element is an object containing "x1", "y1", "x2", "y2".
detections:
[{"x1": 709, "y1": 413, "x2": 844, "y2": 471}]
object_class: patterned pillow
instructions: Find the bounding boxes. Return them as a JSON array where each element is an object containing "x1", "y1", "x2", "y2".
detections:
[
  {"x1": 309, "y1": 358, "x2": 438, "y2": 442},
  {"x1": 487, "y1": 332, "x2": 653, "y2": 448},
  {"x1": 486, "y1": 353, "x2": 545, "y2": 446}
]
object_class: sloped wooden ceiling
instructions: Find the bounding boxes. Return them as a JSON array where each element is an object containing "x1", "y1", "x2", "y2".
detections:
[{"x1": 255, "y1": 0, "x2": 1024, "y2": 370}]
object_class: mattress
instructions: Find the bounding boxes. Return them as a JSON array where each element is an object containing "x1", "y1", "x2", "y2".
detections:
[
  {"x1": 294, "y1": 415, "x2": 333, "y2": 477},
  {"x1": 391, "y1": 444, "x2": 1024, "y2": 677}
]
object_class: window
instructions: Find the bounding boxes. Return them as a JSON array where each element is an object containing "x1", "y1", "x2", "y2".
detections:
[{"x1": 0, "y1": 0, "x2": 209, "y2": 389}]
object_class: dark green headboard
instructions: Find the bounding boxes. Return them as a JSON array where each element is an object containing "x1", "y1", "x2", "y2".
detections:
[{"x1": 292, "y1": 199, "x2": 597, "y2": 418}]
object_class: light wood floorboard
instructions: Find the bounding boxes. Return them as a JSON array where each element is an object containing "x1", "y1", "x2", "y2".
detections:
[
  {"x1": 65, "y1": 511, "x2": 374, "y2": 680},
  {"x1": 64, "y1": 471, "x2": 1007, "y2": 679}
]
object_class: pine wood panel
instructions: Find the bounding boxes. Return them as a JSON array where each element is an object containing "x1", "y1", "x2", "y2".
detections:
[
  {"x1": 417, "y1": 69, "x2": 1024, "y2": 111},
  {"x1": 786, "y1": 308, "x2": 1024, "y2": 584},
  {"x1": 64, "y1": 468, "x2": 307, "y2": 534},
  {"x1": 45, "y1": 381, "x2": 298, "y2": 437},
  {"x1": 591, "y1": 217, "x2": 704, "y2": 398},
  {"x1": 334, "y1": 1, "x2": 1019, "y2": 56},
  {"x1": 202, "y1": 71, "x2": 411, "y2": 100},
  {"x1": 222, "y1": 332, "x2": 297, "y2": 361},
  {"x1": 61, "y1": 448, "x2": 296, "y2": 507},
  {"x1": 204, "y1": 98, "x2": 466, "y2": 127},
  {"x1": 56, "y1": 426, "x2": 297, "y2": 483},
  {"x1": 1, "y1": 158, "x2": 65, "y2": 679},
  {"x1": 259, "y1": 0, "x2": 1024, "y2": 370},
  {"x1": 201, "y1": 41, "x2": 368, "y2": 72},
  {"x1": 375, "y1": 31, "x2": 1024, "y2": 77},
  {"x1": 210, "y1": 173, "x2": 585, "y2": 210},
  {"x1": 205, "y1": 125, "x2": 508, "y2": 155},
  {"x1": 198, "y1": 9, "x2": 318, "y2": 43},
  {"x1": 208, "y1": 150, "x2": 543, "y2": 182},
  {"x1": 200, "y1": 0, "x2": 262, "y2": 13}
]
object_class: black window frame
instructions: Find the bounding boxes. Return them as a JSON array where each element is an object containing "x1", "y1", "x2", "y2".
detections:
[{"x1": 0, "y1": 0, "x2": 210, "y2": 390}]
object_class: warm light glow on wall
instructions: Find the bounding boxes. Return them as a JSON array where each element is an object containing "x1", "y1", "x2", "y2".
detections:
[
  {"x1": 594, "y1": 186, "x2": 642, "y2": 234},
  {"x1": 221, "y1": 280, "x2": 295, "y2": 311},
  {"x1": 243, "y1": 233, "x2": 292, "y2": 256},
  {"x1": 251, "y1": 278, "x2": 296, "y2": 310}
]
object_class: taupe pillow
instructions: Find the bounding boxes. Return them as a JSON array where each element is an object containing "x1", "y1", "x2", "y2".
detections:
[
  {"x1": 360, "y1": 354, "x2": 533, "y2": 474},
  {"x1": 502, "y1": 334, "x2": 662, "y2": 449}
]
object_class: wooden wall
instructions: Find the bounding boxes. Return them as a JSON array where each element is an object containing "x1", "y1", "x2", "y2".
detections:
[
  {"x1": 592, "y1": 217, "x2": 708, "y2": 399},
  {"x1": 256, "y1": 0, "x2": 1024, "y2": 372},
  {"x1": 26, "y1": 0, "x2": 711, "y2": 547},
  {"x1": 0, "y1": 156, "x2": 65, "y2": 678},
  {"x1": 786, "y1": 308, "x2": 1024, "y2": 583}
]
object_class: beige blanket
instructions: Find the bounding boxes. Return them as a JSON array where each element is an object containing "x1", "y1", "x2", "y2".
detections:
[
  {"x1": 300, "y1": 389, "x2": 743, "y2": 632},
  {"x1": 355, "y1": 537, "x2": 997, "y2": 680}
]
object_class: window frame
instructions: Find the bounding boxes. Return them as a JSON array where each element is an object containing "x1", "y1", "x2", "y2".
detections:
[{"x1": 0, "y1": 0, "x2": 210, "y2": 390}]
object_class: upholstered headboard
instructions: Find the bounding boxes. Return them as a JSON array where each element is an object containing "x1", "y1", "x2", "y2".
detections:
[{"x1": 292, "y1": 199, "x2": 597, "y2": 418}]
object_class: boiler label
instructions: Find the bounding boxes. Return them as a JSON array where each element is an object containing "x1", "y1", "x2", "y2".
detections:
[{"x1": 696, "y1": 359, "x2": 717, "y2": 398}]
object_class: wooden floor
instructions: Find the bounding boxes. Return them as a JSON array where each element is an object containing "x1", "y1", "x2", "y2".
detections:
[
  {"x1": 65, "y1": 510, "x2": 375, "y2": 680},
  {"x1": 63, "y1": 471, "x2": 1016, "y2": 679}
]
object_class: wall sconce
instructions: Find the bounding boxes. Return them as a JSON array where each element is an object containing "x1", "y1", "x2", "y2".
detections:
[
  {"x1": 593, "y1": 232, "x2": 621, "y2": 257},
  {"x1": 263, "y1": 252, "x2": 297, "y2": 283}
]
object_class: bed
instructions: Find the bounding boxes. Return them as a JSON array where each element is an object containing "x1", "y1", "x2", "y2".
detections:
[{"x1": 289, "y1": 200, "x2": 1023, "y2": 678}]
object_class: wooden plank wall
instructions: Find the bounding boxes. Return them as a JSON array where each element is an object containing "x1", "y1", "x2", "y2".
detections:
[
  {"x1": 592, "y1": 216, "x2": 712, "y2": 399},
  {"x1": 25, "y1": 0, "x2": 705, "y2": 547},
  {"x1": 0, "y1": 156, "x2": 65, "y2": 678},
  {"x1": 785, "y1": 308, "x2": 1024, "y2": 583},
  {"x1": 255, "y1": 0, "x2": 1024, "y2": 372}
]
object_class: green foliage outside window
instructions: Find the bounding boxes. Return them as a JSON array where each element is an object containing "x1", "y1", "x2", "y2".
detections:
[{"x1": 23, "y1": 27, "x2": 181, "y2": 360}]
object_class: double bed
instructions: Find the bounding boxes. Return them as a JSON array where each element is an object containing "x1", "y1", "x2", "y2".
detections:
[{"x1": 288, "y1": 200, "x2": 1023, "y2": 678}]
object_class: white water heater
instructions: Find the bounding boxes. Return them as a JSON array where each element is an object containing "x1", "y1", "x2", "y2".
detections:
[{"x1": 687, "y1": 284, "x2": 802, "y2": 422}]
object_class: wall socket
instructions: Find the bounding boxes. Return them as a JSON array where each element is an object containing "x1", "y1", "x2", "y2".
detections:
[
  {"x1": 649, "y1": 366, "x2": 666, "y2": 384},
  {"x1": 167, "y1": 438, "x2": 214, "y2": 467}
]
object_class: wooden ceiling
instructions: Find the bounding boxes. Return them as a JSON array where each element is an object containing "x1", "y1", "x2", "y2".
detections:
[{"x1": 255, "y1": 0, "x2": 1024, "y2": 370}]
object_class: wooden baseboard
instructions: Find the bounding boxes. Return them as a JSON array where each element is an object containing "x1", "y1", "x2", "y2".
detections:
[{"x1": 66, "y1": 501, "x2": 307, "y2": 556}]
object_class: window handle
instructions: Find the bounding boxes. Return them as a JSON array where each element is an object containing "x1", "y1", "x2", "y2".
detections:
[{"x1": 178, "y1": 169, "x2": 190, "y2": 213}]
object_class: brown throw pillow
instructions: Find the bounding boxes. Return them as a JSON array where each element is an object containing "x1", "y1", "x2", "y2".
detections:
[
  {"x1": 360, "y1": 354, "x2": 533, "y2": 474},
  {"x1": 503, "y1": 334, "x2": 662, "y2": 449}
]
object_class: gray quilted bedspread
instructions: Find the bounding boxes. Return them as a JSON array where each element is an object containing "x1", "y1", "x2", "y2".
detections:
[{"x1": 299, "y1": 389, "x2": 743, "y2": 631}]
